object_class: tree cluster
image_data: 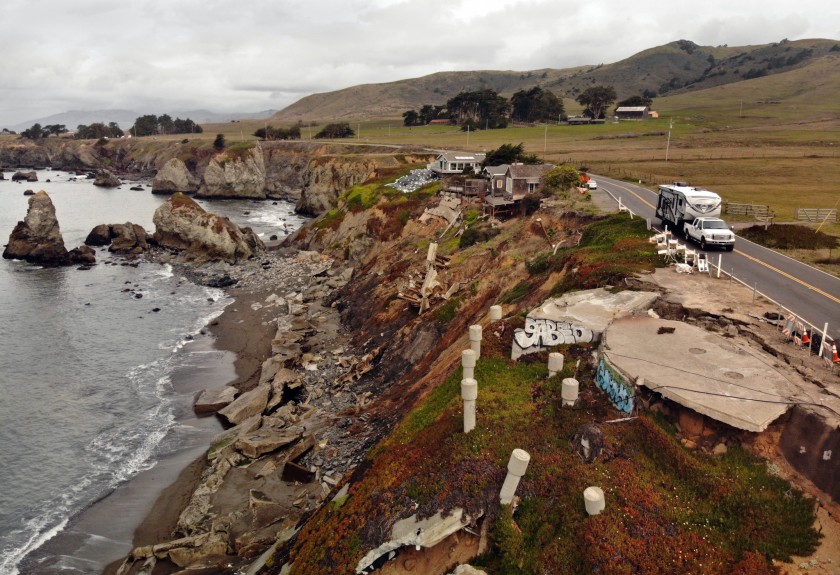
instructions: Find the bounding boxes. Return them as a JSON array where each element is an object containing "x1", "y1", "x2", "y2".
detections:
[
  {"x1": 130, "y1": 114, "x2": 202, "y2": 137},
  {"x1": 254, "y1": 125, "x2": 301, "y2": 140},
  {"x1": 315, "y1": 123, "x2": 355, "y2": 139},
  {"x1": 482, "y1": 143, "x2": 542, "y2": 167},
  {"x1": 20, "y1": 123, "x2": 69, "y2": 139},
  {"x1": 575, "y1": 86, "x2": 617, "y2": 119},
  {"x1": 75, "y1": 122, "x2": 124, "y2": 139},
  {"x1": 404, "y1": 87, "x2": 567, "y2": 130},
  {"x1": 510, "y1": 87, "x2": 565, "y2": 123}
]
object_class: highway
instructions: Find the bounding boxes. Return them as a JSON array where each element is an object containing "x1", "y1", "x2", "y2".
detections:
[{"x1": 591, "y1": 175, "x2": 840, "y2": 342}]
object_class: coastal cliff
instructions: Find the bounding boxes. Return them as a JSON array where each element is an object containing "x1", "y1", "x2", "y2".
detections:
[
  {"x1": 111, "y1": 164, "x2": 839, "y2": 575},
  {"x1": 0, "y1": 138, "x2": 433, "y2": 216}
]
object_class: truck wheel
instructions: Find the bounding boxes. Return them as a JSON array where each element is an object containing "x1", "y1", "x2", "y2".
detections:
[
  {"x1": 700, "y1": 237, "x2": 707, "y2": 250},
  {"x1": 726, "y1": 244, "x2": 734, "y2": 252}
]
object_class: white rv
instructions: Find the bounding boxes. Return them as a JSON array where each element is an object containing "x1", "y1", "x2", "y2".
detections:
[{"x1": 655, "y1": 182, "x2": 723, "y2": 231}]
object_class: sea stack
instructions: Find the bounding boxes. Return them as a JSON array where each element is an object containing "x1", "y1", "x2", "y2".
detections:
[
  {"x1": 152, "y1": 192, "x2": 264, "y2": 263},
  {"x1": 3, "y1": 190, "x2": 70, "y2": 266}
]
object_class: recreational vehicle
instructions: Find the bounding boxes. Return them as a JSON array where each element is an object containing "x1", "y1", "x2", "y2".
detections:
[{"x1": 655, "y1": 183, "x2": 723, "y2": 231}]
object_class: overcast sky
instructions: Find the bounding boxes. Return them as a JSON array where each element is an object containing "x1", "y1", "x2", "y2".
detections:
[{"x1": 2, "y1": 0, "x2": 838, "y2": 127}]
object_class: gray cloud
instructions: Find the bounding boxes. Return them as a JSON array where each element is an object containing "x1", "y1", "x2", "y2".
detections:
[{"x1": 1, "y1": 0, "x2": 838, "y2": 127}]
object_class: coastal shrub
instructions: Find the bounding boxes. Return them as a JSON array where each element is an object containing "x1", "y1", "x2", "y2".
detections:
[
  {"x1": 499, "y1": 280, "x2": 531, "y2": 304},
  {"x1": 460, "y1": 223, "x2": 500, "y2": 248},
  {"x1": 343, "y1": 183, "x2": 381, "y2": 213},
  {"x1": 314, "y1": 208, "x2": 346, "y2": 230},
  {"x1": 213, "y1": 133, "x2": 225, "y2": 149},
  {"x1": 436, "y1": 297, "x2": 460, "y2": 324}
]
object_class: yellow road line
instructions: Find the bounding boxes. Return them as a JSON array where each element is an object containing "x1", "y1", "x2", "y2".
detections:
[
  {"x1": 605, "y1": 180, "x2": 840, "y2": 305},
  {"x1": 734, "y1": 250, "x2": 840, "y2": 304}
]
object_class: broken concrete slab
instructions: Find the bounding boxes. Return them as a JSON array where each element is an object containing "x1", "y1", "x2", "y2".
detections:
[
  {"x1": 512, "y1": 288, "x2": 658, "y2": 359},
  {"x1": 604, "y1": 317, "x2": 798, "y2": 432},
  {"x1": 194, "y1": 386, "x2": 238, "y2": 415},
  {"x1": 218, "y1": 385, "x2": 270, "y2": 426},
  {"x1": 236, "y1": 425, "x2": 304, "y2": 459}
]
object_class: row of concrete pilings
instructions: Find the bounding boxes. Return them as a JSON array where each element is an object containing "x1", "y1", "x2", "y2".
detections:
[{"x1": 461, "y1": 305, "x2": 605, "y2": 515}]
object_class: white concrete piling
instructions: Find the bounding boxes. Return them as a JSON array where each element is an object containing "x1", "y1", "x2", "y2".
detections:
[
  {"x1": 461, "y1": 378, "x2": 478, "y2": 433},
  {"x1": 469, "y1": 325, "x2": 482, "y2": 359},
  {"x1": 583, "y1": 486, "x2": 605, "y2": 515},
  {"x1": 461, "y1": 349, "x2": 477, "y2": 380},
  {"x1": 561, "y1": 378, "x2": 580, "y2": 407},
  {"x1": 548, "y1": 352, "x2": 564, "y2": 377},
  {"x1": 489, "y1": 305, "x2": 503, "y2": 321},
  {"x1": 427, "y1": 242, "x2": 438, "y2": 265},
  {"x1": 499, "y1": 449, "x2": 530, "y2": 505}
]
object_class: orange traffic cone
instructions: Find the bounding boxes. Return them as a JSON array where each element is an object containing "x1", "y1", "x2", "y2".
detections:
[
  {"x1": 833, "y1": 342, "x2": 840, "y2": 363},
  {"x1": 801, "y1": 330, "x2": 811, "y2": 346}
]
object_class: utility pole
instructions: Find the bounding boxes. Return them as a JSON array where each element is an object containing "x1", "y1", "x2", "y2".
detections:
[
  {"x1": 665, "y1": 119, "x2": 673, "y2": 161},
  {"x1": 544, "y1": 124, "x2": 547, "y2": 154}
]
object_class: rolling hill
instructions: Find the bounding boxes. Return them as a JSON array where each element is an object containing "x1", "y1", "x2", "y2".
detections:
[{"x1": 272, "y1": 38, "x2": 840, "y2": 122}]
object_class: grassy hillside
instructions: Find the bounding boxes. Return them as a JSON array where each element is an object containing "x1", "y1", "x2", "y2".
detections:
[{"x1": 272, "y1": 38, "x2": 840, "y2": 122}]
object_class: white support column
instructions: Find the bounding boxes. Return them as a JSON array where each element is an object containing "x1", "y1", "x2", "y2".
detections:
[
  {"x1": 548, "y1": 352, "x2": 564, "y2": 377},
  {"x1": 461, "y1": 378, "x2": 477, "y2": 433},
  {"x1": 561, "y1": 378, "x2": 580, "y2": 407},
  {"x1": 499, "y1": 449, "x2": 531, "y2": 505},
  {"x1": 461, "y1": 349, "x2": 477, "y2": 380},
  {"x1": 500, "y1": 449, "x2": 530, "y2": 505},
  {"x1": 489, "y1": 305, "x2": 502, "y2": 321},
  {"x1": 426, "y1": 242, "x2": 438, "y2": 266},
  {"x1": 469, "y1": 325, "x2": 482, "y2": 359},
  {"x1": 583, "y1": 486, "x2": 605, "y2": 515}
]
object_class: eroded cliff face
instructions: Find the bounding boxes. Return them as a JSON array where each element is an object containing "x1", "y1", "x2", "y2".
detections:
[
  {"x1": 295, "y1": 157, "x2": 378, "y2": 216},
  {"x1": 197, "y1": 145, "x2": 267, "y2": 199}
]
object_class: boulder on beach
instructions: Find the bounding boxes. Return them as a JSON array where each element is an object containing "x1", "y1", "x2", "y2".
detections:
[
  {"x1": 194, "y1": 386, "x2": 239, "y2": 415},
  {"x1": 152, "y1": 158, "x2": 197, "y2": 195},
  {"x1": 217, "y1": 384, "x2": 270, "y2": 425},
  {"x1": 152, "y1": 192, "x2": 264, "y2": 263}
]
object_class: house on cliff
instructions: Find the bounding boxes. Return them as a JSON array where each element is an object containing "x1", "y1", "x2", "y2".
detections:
[{"x1": 428, "y1": 151, "x2": 486, "y2": 176}]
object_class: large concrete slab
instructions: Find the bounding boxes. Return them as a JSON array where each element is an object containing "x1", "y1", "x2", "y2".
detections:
[
  {"x1": 512, "y1": 289, "x2": 658, "y2": 359},
  {"x1": 604, "y1": 317, "x2": 797, "y2": 432}
]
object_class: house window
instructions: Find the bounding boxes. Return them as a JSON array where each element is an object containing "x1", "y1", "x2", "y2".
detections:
[
  {"x1": 528, "y1": 182, "x2": 538, "y2": 192},
  {"x1": 496, "y1": 180, "x2": 502, "y2": 188}
]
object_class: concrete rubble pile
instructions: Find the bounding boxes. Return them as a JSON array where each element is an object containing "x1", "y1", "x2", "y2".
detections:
[{"x1": 115, "y1": 250, "x2": 382, "y2": 574}]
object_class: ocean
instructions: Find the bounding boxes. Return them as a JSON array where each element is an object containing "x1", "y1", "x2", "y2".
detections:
[{"x1": 0, "y1": 171, "x2": 306, "y2": 574}]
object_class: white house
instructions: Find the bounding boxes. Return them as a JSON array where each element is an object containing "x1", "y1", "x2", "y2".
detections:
[{"x1": 428, "y1": 151, "x2": 486, "y2": 175}]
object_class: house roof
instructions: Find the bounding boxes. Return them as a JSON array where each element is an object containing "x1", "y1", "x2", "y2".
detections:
[
  {"x1": 616, "y1": 106, "x2": 649, "y2": 113},
  {"x1": 507, "y1": 164, "x2": 554, "y2": 179},
  {"x1": 437, "y1": 151, "x2": 486, "y2": 163},
  {"x1": 483, "y1": 164, "x2": 509, "y2": 176}
]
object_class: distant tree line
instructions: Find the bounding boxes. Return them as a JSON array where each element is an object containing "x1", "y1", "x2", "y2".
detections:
[
  {"x1": 403, "y1": 87, "x2": 565, "y2": 130},
  {"x1": 75, "y1": 122, "x2": 125, "y2": 139},
  {"x1": 315, "y1": 123, "x2": 354, "y2": 139},
  {"x1": 20, "y1": 123, "x2": 69, "y2": 139},
  {"x1": 130, "y1": 114, "x2": 202, "y2": 137},
  {"x1": 254, "y1": 125, "x2": 301, "y2": 140}
]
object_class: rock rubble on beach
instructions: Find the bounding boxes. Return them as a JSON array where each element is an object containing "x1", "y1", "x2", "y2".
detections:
[{"x1": 116, "y1": 248, "x2": 379, "y2": 573}]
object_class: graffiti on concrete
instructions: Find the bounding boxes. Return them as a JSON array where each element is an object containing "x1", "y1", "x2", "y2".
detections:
[
  {"x1": 595, "y1": 357, "x2": 634, "y2": 414},
  {"x1": 512, "y1": 318, "x2": 595, "y2": 359}
]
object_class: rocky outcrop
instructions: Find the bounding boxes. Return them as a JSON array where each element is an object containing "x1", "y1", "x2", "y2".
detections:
[
  {"x1": 295, "y1": 157, "x2": 377, "y2": 216},
  {"x1": 3, "y1": 191, "x2": 69, "y2": 265},
  {"x1": 152, "y1": 157, "x2": 197, "y2": 195},
  {"x1": 12, "y1": 171, "x2": 38, "y2": 182},
  {"x1": 85, "y1": 222, "x2": 150, "y2": 254},
  {"x1": 197, "y1": 145, "x2": 266, "y2": 199},
  {"x1": 93, "y1": 169, "x2": 121, "y2": 187},
  {"x1": 152, "y1": 192, "x2": 264, "y2": 263}
]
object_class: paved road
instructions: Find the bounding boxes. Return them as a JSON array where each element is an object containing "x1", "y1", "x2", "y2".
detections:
[{"x1": 591, "y1": 175, "x2": 840, "y2": 342}]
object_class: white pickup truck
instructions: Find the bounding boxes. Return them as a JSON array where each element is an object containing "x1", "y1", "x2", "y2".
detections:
[{"x1": 683, "y1": 217, "x2": 735, "y2": 251}]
